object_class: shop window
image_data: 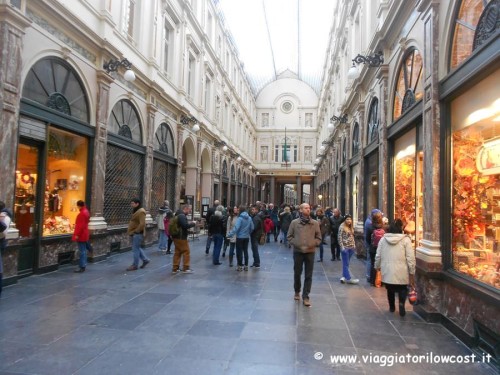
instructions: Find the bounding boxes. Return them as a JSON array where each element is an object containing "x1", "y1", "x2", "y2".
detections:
[
  {"x1": 393, "y1": 129, "x2": 424, "y2": 246},
  {"x1": 43, "y1": 127, "x2": 88, "y2": 236},
  {"x1": 451, "y1": 71, "x2": 499, "y2": 288},
  {"x1": 352, "y1": 122, "x2": 360, "y2": 156},
  {"x1": 367, "y1": 98, "x2": 379, "y2": 144},
  {"x1": 104, "y1": 144, "x2": 144, "y2": 226},
  {"x1": 450, "y1": 0, "x2": 494, "y2": 70},
  {"x1": 105, "y1": 100, "x2": 144, "y2": 226},
  {"x1": 393, "y1": 49, "x2": 423, "y2": 121},
  {"x1": 152, "y1": 160, "x2": 176, "y2": 213},
  {"x1": 22, "y1": 57, "x2": 89, "y2": 123}
]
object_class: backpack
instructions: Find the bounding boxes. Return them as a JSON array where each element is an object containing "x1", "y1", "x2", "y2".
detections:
[
  {"x1": 168, "y1": 216, "x2": 181, "y2": 238},
  {"x1": 371, "y1": 228, "x2": 385, "y2": 249},
  {"x1": 0, "y1": 220, "x2": 6, "y2": 239}
]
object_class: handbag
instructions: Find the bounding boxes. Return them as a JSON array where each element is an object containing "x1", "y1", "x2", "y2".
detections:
[
  {"x1": 374, "y1": 269, "x2": 382, "y2": 288},
  {"x1": 408, "y1": 287, "x2": 418, "y2": 305},
  {"x1": 259, "y1": 232, "x2": 266, "y2": 245}
]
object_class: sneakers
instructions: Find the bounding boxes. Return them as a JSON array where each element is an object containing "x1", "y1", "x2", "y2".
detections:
[
  {"x1": 140, "y1": 259, "x2": 150, "y2": 269},
  {"x1": 74, "y1": 267, "x2": 85, "y2": 273},
  {"x1": 303, "y1": 298, "x2": 312, "y2": 307},
  {"x1": 346, "y1": 278, "x2": 359, "y2": 284},
  {"x1": 250, "y1": 264, "x2": 260, "y2": 268},
  {"x1": 317, "y1": 259, "x2": 323, "y2": 262},
  {"x1": 166, "y1": 250, "x2": 172, "y2": 254},
  {"x1": 237, "y1": 266, "x2": 243, "y2": 272},
  {"x1": 244, "y1": 266, "x2": 248, "y2": 271},
  {"x1": 294, "y1": 293, "x2": 300, "y2": 301},
  {"x1": 126, "y1": 265, "x2": 138, "y2": 271},
  {"x1": 340, "y1": 277, "x2": 346, "y2": 284},
  {"x1": 182, "y1": 269, "x2": 193, "y2": 274},
  {"x1": 171, "y1": 269, "x2": 180, "y2": 274}
]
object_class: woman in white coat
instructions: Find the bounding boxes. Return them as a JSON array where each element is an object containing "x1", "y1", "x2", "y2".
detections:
[{"x1": 375, "y1": 219, "x2": 416, "y2": 316}]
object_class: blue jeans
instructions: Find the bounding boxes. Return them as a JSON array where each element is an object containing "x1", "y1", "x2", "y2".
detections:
[
  {"x1": 236, "y1": 238, "x2": 249, "y2": 266},
  {"x1": 318, "y1": 234, "x2": 325, "y2": 260},
  {"x1": 364, "y1": 242, "x2": 371, "y2": 279},
  {"x1": 132, "y1": 233, "x2": 148, "y2": 267},
  {"x1": 341, "y1": 248, "x2": 355, "y2": 280},
  {"x1": 212, "y1": 233, "x2": 224, "y2": 264},
  {"x1": 282, "y1": 230, "x2": 288, "y2": 246},
  {"x1": 250, "y1": 236, "x2": 260, "y2": 266},
  {"x1": 77, "y1": 241, "x2": 87, "y2": 269},
  {"x1": 158, "y1": 230, "x2": 167, "y2": 250},
  {"x1": 205, "y1": 235, "x2": 212, "y2": 251}
]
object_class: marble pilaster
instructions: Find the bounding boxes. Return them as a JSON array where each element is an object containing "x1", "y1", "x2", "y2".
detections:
[
  {"x1": 143, "y1": 105, "x2": 156, "y2": 223},
  {"x1": 0, "y1": 5, "x2": 29, "y2": 213},
  {"x1": 89, "y1": 72, "x2": 113, "y2": 230}
]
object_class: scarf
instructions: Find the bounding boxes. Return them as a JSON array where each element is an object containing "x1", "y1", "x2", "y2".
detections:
[{"x1": 299, "y1": 212, "x2": 310, "y2": 225}]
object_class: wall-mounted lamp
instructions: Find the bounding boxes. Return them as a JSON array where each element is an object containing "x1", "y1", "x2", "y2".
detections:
[
  {"x1": 327, "y1": 120, "x2": 335, "y2": 130},
  {"x1": 318, "y1": 194, "x2": 323, "y2": 201},
  {"x1": 214, "y1": 140, "x2": 228, "y2": 151},
  {"x1": 103, "y1": 58, "x2": 136, "y2": 82},
  {"x1": 331, "y1": 114, "x2": 348, "y2": 124},
  {"x1": 347, "y1": 51, "x2": 384, "y2": 80},
  {"x1": 320, "y1": 145, "x2": 325, "y2": 151},
  {"x1": 237, "y1": 156, "x2": 242, "y2": 161},
  {"x1": 180, "y1": 115, "x2": 199, "y2": 132},
  {"x1": 249, "y1": 166, "x2": 252, "y2": 170}
]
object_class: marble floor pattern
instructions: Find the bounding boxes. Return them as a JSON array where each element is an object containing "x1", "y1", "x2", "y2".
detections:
[{"x1": 0, "y1": 236, "x2": 496, "y2": 375}]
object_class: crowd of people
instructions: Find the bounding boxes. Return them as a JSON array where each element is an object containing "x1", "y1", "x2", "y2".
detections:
[{"x1": 0, "y1": 197, "x2": 416, "y2": 315}]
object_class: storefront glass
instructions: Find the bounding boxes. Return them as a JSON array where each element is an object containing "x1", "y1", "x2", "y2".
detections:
[
  {"x1": 43, "y1": 127, "x2": 88, "y2": 236},
  {"x1": 393, "y1": 129, "x2": 424, "y2": 246},
  {"x1": 451, "y1": 70, "x2": 499, "y2": 289}
]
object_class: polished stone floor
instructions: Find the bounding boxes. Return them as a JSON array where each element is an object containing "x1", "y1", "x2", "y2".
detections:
[{"x1": 0, "y1": 236, "x2": 496, "y2": 375}]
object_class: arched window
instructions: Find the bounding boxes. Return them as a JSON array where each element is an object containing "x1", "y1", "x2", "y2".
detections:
[
  {"x1": 342, "y1": 137, "x2": 347, "y2": 165},
  {"x1": 154, "y1": 122, "x2": 175, "y2": 155},
  {"x1": 109, "y1": 100, "x2": 142, "y2": 143},
  {"x1": 152, "y1": 122, "x2": 176, "y2": 211},
  {"x1": 367, "y1": 98, "x2": 379, "y2": 144},
  {"x1": 393, "y1": 49, "x2": 424, "y2": 121},
  {"x1": 22, "y1": 57, "x2": 89, "y2": 122},
  {"x1": 230, "y1": 165, "x2": 236, "y2": 181},
  {"x1": 222, "y1": 160, "x2": 228, "y2": 177},
  {"x1": 352, "y1": 122, "x2": 360, "y2": 156},
  {"x1": 237, "y1": 169, "x2": 241, "y2": 183},
  {"x1": 451, "y1": 0, "x2": 496, "y2": 69}
]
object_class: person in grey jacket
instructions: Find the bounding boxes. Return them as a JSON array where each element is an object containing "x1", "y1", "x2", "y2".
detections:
[
  {"x1": 375, "y1": 219, "x2": 416, "y2": 316},
  {"x1": 287, "y1": 203, "x2": 322, "y2": 307}
]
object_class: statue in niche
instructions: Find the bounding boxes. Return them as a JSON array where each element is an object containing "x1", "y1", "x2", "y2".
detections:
[
  {"x1": 261, "y1": 146, "x2": 268, "y2": 162},
  {"x1": 214, "y1": 152, "x2": 220, "y2": 174},
  {"x1": 304, "y1": 146, "x2": 312, "y2": 162}
]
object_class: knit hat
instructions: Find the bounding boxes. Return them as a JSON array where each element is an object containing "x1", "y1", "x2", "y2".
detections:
[{"x1": 371, "y1": 209, "x2": 381, "y2": 215}]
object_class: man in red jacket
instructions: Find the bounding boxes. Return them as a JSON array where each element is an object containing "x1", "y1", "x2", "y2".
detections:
[{"x1": 72, "y1": 200, "x2": 90, "y2": 273}]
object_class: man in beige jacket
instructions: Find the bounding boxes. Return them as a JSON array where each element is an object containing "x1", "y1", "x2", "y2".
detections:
[
  {"x1": 126, "y1": 198, "x2": 150, "y2": 271},
  {"x1": 287, "y1": 203, "x2": 322, "y2": 306}
]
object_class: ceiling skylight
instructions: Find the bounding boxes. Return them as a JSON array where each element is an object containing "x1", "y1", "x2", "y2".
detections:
[{"x1": 217, "y1": 0, "x2": 335, "y2": 96}]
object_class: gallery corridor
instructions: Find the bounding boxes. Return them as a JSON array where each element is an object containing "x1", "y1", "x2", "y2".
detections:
[{"x1": 0, "y1": 236, "x2": 496, "y2": 375}]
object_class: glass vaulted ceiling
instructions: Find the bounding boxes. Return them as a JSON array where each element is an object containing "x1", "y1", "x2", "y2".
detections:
[{"x1": 217, "y1": 0, "x2": 335, "y2": 96}]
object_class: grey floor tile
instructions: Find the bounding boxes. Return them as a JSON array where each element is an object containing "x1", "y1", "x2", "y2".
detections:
[
  {"x1": 0, "y1": 239, "x2": 495, "y2": 375},
  {"x1": 186, "y1": 319, "x2": 245, "y2": 338},
  {"x1": 240, "y1": 322, "x2": 297, "y2": 342},
  {"x1": 231, "y1": 339, "x2": 296, "y2": 365}
]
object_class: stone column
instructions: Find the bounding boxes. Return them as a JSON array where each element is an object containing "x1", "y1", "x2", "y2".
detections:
[
  {"x1": 377, "y1": 65, "x2": 390, "y2": 214},
  {"x1": 143, "y1": 104, "x2": 156, "y2": 223},
  {"x1": 88, "y1": 72, "x2": 113, "y2": 230},
  {"x1": 270, "y1": 176, "x2": 276, "y2": 203},
  {"x1": 416, "y1": 0, "x2": 442, "y2": 271},
  {"x1": 175, "y1": 125, "x2": 184, "y2": 210},
  {"x1": 295, "y1": 176, "x2": 300, "y2": 204},
  {"x1": 0, "y1": 6, "x2": 29, "y2": 220}
]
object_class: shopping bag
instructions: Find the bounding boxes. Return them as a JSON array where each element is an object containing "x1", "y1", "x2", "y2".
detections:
[{"x1": 374, "y1": 270, "x2": 382, "y2": 288}]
